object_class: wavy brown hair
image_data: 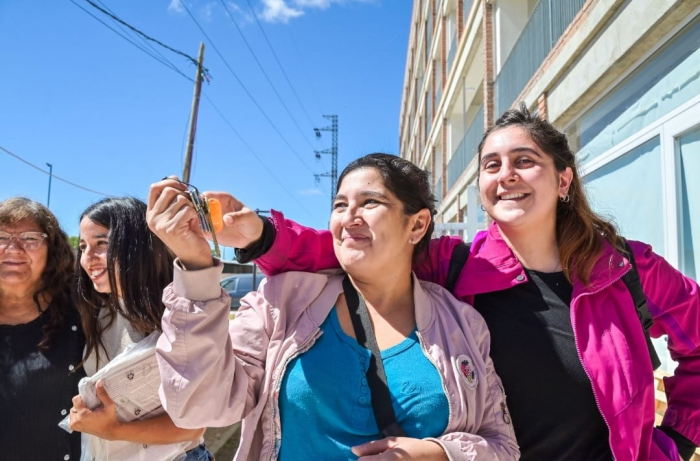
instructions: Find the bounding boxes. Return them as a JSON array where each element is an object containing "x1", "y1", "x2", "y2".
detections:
[
  {"x1": 0, "y1": 197, "x2": 75, "y2": 349},
  {"x1": 74, "y1": 197, "x2": 173, "y2": 368},
  {"x1": 477, "y1": 103, "x2": 624, "y2": 285}
]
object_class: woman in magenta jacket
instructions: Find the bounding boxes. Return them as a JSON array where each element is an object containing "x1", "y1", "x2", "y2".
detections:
[{"x1": 206, "y1": 104, "x2": 700, "y2": 460}]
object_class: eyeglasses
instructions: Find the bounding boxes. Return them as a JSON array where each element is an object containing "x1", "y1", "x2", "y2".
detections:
[{"x1": 0, "y1": 231, "x2": 49, "y2": 251}]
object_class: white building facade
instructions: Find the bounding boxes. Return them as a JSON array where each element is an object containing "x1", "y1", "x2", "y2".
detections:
[{"x1": 400, "y1": 0, "x2": 700, "y2": 371}]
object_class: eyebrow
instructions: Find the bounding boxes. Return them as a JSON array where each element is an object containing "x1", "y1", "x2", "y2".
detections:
[
  {"x1": 79, "y1": 233, "x2": 109, "y2": 241},
  {"x1": 334, "y1": 191, "x2": 391, "y2": 201},
  {"x1": 481, "y1": 147, "x2": 543, "y2": 163}
]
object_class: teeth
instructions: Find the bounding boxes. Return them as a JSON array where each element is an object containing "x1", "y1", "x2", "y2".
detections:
[
  {"x1": 90, "y1": 269, "x2": 105, "y2": 278},
  {"x1": 500, "y1": 193, "x2": 526, "y2": 200}
]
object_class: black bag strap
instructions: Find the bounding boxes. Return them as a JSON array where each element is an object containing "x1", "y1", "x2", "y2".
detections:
[
  {"x1": 342, "y1": 276, "x2": 407, "y2": 438},
  {"x1": 620, "y1": 239, "x2": 662, "y2": 370},
  {"x1": 446, "y1": 242, "x2": 471, "y2": 293}
]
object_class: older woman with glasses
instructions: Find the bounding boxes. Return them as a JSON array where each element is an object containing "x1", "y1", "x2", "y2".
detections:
[{"x1": 0, "y1": 197, "x2": 85, "y2": 461}]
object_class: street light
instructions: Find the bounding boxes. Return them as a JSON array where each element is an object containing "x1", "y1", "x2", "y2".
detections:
[{"x1": 46, "y1": 163, "x2": 53, "y2": 209}]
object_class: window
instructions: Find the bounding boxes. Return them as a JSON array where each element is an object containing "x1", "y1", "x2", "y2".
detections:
[
  {"x1": 585, "y1": 137, "x2": 664, "y2": 254},
  {"x1": 678, "y1": 127, "x2": 700, "y2": 279},
  {"x1": 567, "y1": 17, "x2": 700, "y2": 163}
]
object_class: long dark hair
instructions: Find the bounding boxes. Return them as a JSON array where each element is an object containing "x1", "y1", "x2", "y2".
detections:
[
  {"x1": 477, "y1": 103, "x2": 622, "y2": 285},
  {"x1": 0, "y1": 197, "x2": 75, "y2": 349},
  {"x1": 337, "y1": 153, "x2": 436, "y2": 260},
  {"x1": 74, "y1": 197, "x2": 173, "y2": 366}
]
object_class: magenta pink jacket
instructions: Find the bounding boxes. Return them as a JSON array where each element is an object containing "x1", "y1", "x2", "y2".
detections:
[
  {"x1": 156, "y1": 261, "x2": 519, "y2": 460},
  {"x1": 255, "y1": 210, "x2": 700, "y2": 461}
]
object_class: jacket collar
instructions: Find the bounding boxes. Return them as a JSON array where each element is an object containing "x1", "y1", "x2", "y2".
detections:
[
  {"x1": 461, "y1": 222, "x2": 631, "y2": 296},
  {"x1": 313, "y1": 273, "x2": 434, "y2": 332}
]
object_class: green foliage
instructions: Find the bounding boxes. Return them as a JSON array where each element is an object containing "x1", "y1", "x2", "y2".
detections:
[{"x1": 68, "y1": 236, "x2": 79, "y2": 250}]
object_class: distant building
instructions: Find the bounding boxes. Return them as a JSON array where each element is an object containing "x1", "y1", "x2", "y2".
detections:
[{"x1": 400, "y1": 0, "x2": 700, "y2": 371}]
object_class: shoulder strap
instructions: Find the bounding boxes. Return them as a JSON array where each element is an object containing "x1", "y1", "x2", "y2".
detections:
[
  {"x1": 342, "y1": 276, "x2": 406, "y2": 438},
  {"x1": 446, "y1": 242, "x2": 471, "y2": 293},
  {"x1": 620, "y1": 239, "x2": 662, "y2": 370}
]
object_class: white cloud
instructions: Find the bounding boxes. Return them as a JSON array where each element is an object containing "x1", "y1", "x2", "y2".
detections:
[
  {"x1": 167, "y1": 0, "x2": 185, "y2": 14},
  {"x1": 201, "y1": 2, "x2": 216, "y2": 21},
  {"x1": 226, "y1": 2, "x2": 254, "y2": 24},
  {"x1": 298, "y1": 188, "x2": 324, "y2": 196},
  {"x1": 258, "y1": 0, "x2": 375, "y2": 23},
  {"x1": 293, "y1": 0, "x2": 332, "y2": 8},
  {"x1": 260, "y1": 0, "x2": 303, "y2": 23}
]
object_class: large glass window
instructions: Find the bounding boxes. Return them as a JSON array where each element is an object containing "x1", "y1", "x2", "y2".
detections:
[
  {"x1": 584, "y1": 137, "x2": 664, "y2": 254},
  {"x1": 678, "y1": 127, "x2": 700, "y2": 279},
  {"x1": 567, "y1": 17, "x2": 700, "y2": 163}
]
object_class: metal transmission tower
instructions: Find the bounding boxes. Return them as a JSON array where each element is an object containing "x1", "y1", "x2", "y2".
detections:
[{"x1": 313, "y1": 115, "x2": 339, "y2": 212}]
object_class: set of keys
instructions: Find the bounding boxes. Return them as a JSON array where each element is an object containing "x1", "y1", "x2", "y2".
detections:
[{"x1": 172, "y1": 179, "x2": 224, "y2": 258}]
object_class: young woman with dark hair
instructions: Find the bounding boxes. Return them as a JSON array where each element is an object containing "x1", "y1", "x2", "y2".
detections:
[
  {"x1": 68, "y1": 197, "x2": 211, "y2": 460},
  {"x1": 146, "y1": 154, "x2": 519, "y2": 460},
  {"x1": 207, "y1": 107, "x2": 700, "y2": 460}
]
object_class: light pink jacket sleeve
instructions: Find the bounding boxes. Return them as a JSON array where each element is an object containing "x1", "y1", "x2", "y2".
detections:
[{"x1": 156, "y1": 260, "x2": 270, "y2": 429}]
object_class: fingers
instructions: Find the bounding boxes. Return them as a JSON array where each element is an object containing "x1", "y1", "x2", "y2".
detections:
[
  {"x1": 94, "y1": 380, "x2": 114, "y2": 407},
  {"x1": 72, "y1": 394, "x2": 87, "y2": 410},
  {"x1": 352, "y1": 437, "x2": 398, "y2": 456},
  {"x1": 147, "y1": 177, "x2": 186, "y2": 211},
  {"x1": 201, "y1": 191, "x2": 245, "y2": 213}
]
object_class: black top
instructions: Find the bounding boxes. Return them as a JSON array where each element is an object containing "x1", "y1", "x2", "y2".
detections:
[
  {"x1": 474, "y1": 269, "x2": 613, "y2": 461},
  {"x1": 0, "y1": 300, "x2": 86, "y2": 461}
]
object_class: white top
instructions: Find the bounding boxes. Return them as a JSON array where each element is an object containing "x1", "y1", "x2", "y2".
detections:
[{"x1": 81, "y1": 303, "x2": 201, "y2": 461}]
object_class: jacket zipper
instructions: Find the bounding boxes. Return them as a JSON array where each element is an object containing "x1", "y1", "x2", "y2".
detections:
[
  {"x1": 570, "y1": 267, "x2": 631, "y2": 461},
  {"x1": 415, "y1": 330, "x2": 453, "y2": 427},
  {"x1": 265, "y1": 329, "x2": 321, "y2": 461},
  {"x1": 498, "y1": 384, "x2": 511, "y2": 425}
]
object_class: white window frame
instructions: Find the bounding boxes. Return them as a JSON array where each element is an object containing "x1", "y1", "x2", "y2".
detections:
[{"x1": 580, "y1": 94, "x2": 700, "y2": 269}]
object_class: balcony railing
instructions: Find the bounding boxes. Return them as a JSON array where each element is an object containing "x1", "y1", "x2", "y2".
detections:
[
  {"x1": 462, "y1": 0, "x2": 473, "y2": 26},
  {"x1": 447, "y1": 32, "x2": 457, "y2": 76},
  {"x1": 435, "y1": 177, "x2": 443, "y2": 206},
  {"x1": 447, "y1": 104, "x2": 484, "y2": 191},
  {"x1": 494, "y1": 0, "x2": 586, "y2": 117}
]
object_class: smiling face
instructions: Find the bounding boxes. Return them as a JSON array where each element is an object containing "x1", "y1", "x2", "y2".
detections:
[
  {"x1": 330, "y1": 167, "x2": 426, "y2": 279},
  {"x1": 0, "y1": 218, "x2": 48, "y2": 295},
  {"x1": 479, "y1": 126, "x2": 572, "y2": 232},
  {"x1": 79, "y1": 217, "x2": 113, "y2": 295}
]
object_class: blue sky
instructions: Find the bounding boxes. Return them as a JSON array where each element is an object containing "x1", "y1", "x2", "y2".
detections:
[{"x1": 0, "y1": 0, "x2": 412, "y2": 256}]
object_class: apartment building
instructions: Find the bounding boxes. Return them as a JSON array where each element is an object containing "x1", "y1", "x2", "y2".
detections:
[{"x1": 399, "y1": 0, "x2": 700, "y2": 371}]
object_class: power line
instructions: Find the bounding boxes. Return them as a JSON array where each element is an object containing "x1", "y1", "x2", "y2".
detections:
[
  {"x1": 94, "y1": 0, "x2": 191, "y2": 80},
  {"x1": 68, "y1": 0, "x2": 318, "y2": 219},
  {"x1": 68, "y1": 0, "x2": 193, "y2": 82},
  {"x1": 179, "y1": 1, "x2": 317, "y2": 175},
  {"x1": 0, "y1": 145, "x2": 110, "y2": 197},
  {"x1": 242, "y1": 0, "x2": 318, "y2": 133},
  {"x1": 217, "y1": 0, "x2": 317, "y2": 151},
  {"x1": 201, "y1": 93, "x2": 318, "y2": 221},
  {"x1": 81, "y1": 0, "x2": 209, "y2": 81}
]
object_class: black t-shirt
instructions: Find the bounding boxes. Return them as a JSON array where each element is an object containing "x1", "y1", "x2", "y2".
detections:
[
  {"x1": 474, "y1": 269, "x2": 613, "y2": 461},
  {"x1": 0, "y1": 300, "x2": 86, "y2": 461}
]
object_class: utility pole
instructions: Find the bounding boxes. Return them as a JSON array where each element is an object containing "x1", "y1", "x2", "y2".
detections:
[
  {"x1": 46, "y1": 163, "x2": 53, "y2": 208},
  {"x1": 313, "y1": 115, "x2": 338, "y2": 212},
  {"x1": 182, "y1": 43, "x2": 205, "y2": 183}
]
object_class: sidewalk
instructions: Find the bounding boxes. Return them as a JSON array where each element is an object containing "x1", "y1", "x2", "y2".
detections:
[{"x1": 203, "y1": 423, "x2": 241, "y2": 459}]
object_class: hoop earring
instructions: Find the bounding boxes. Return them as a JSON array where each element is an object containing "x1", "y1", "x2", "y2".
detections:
[
  {"x1": 480, "y1": 205, "x2": 486, "y2": 211},
  {"x1": 559, "y1": 194, "x2": 570, "y2": 203}
]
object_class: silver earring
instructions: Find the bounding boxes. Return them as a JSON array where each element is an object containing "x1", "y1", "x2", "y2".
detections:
[
  {"x1": 480, "y1": 205, "x2": 486, "y2": 211},
  {"x1": 560, "y1": 194, "x2": 570, "y2": 203}
]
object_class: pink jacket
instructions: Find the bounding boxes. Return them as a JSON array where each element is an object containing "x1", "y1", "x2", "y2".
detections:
[
  {"x1": 156, "y1": 261, "x2": 519, "y2": 460},
  {"x1": 255, "y1": 210, "x2": 700, "y2": 461}
]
